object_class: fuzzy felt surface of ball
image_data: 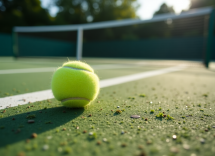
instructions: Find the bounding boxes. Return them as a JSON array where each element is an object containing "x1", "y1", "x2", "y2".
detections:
[{"x1": 51, "y1": 61, "x2": 99, "y2": 108}]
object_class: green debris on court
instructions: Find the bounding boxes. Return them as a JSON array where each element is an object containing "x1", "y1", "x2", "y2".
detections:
[
  {"x1": 0, "y1": 58, "x2": 215, "y2": 156},
  {"x1": 139, "y1": 94, "x2": 146, "y2": 97}
]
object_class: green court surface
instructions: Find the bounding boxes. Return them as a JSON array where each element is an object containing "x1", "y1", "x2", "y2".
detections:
[{"x1": 0, "y1": 58, "x2": 215, "y2": 156}]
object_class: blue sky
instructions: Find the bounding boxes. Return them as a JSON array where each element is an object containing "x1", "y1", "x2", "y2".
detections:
[{"x1": 41, "y1": 0, "x2": 190, "y2": 19}]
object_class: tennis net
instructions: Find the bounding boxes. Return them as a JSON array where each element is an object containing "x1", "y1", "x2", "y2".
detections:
[{"x1": 13, "y1": 7, "x2": 215, "y2": 67}]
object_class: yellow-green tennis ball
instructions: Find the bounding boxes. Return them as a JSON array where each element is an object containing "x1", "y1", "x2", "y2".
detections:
[{"x1": 51, "y1": 61, "x2": 99, "y2": 108}]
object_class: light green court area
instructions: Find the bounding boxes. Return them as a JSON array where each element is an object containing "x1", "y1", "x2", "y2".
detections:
[
  {"x1": 0, "y1": 57, "x2": 164, "y2": 97},
  {"x1": 0, "y1": 58, "x2": 215, "y2": 156}
]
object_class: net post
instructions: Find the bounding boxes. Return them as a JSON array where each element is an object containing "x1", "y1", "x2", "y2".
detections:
[
  {"x1": 205, "y1": 9, "x2": 215, "y2": 68},
  {"x1": 12, "y1": 27, "x2": 19, "y2": 59},
  {"x1": 76, "y1": 28, "x2": 83, "y2": 60}
]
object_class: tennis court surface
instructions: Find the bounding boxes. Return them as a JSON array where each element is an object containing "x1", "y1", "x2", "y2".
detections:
[{"x1": 0, "y1": 57, "x2": 215, "y2": 156}]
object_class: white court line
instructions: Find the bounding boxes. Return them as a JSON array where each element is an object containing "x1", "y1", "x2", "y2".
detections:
[
  {"x1": 0, "y1": 65, "x2": 186, "y2": 110},
  {"x1": 0, "y1": 64, "x2": 137, "y2": 74}
]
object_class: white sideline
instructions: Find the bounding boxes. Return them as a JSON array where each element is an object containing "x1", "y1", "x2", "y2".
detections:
[
  {"x1": 0, "y1": 65, "x2": 186, "y2": 110},
  {"x1": 0, "y1": 64, "x2": 137, "y2": 74}
]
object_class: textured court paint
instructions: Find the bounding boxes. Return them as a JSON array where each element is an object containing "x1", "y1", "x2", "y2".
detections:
[
  {"x1": 0, "y1": 66, "x2": 214, "y2": 156},
  {"x1": 0, "y1": 65, "x2": 186, "y2": 110}
]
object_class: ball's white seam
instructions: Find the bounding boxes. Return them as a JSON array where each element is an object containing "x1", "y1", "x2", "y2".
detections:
[{"x1": 63, "y1": 66, "x2": 92, "y2": 73}]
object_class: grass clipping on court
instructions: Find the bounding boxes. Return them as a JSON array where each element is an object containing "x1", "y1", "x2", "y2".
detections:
[{"x1": 0, "y1": 70, "x2": 215, "y2": 156}]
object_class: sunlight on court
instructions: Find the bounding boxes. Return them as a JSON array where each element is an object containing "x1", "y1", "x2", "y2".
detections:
[{"x1": 0, "y1": 1, "x2": 215, "y2": 156}]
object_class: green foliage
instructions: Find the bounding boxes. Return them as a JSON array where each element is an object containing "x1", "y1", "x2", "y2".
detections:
[
  {"x1": 55, "y1": 0, "x2": 139, "y2": 25},
  {"x1": 154, "y1": 3, "x2": 175, "y2": 16},
  {"x1": 0, "y1": 0, "x2": 53, "y2": 33},
  {"x1": 53, "y1": 0, "x2": 141, "y2": 41},
  {"x1": 150, "y1": 110, "x2": 155, "y2": 113}
]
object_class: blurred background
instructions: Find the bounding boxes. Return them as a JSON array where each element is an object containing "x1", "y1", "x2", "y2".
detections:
[{"x1": 0, "y1": 0, "x2": 215, "y2": 65}]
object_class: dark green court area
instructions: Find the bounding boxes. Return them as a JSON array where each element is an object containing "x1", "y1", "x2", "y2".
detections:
[{"x1": 0, "y1": 58, "x2": 215, "y2": 156}]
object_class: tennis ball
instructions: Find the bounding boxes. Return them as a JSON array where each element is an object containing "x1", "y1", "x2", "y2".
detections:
[{"x1": 51, "y1": 61, "x2": 99, "y2": 108}]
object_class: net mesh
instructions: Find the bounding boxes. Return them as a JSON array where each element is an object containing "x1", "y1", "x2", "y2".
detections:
[{"x1": 15, "y1": 10, "x2": 212, "y2": 62}]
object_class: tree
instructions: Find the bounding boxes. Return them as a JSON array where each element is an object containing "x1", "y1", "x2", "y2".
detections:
[
  {"x1": 190, "y1": 0, "x2": 215, "y2": 9},
  {"x1": 54, "y1": 0, "x2": 139, "y2": 25},
  {"x1": 154, "y1": 3, "x2": 175, "y2": 16},
  {"x1": 53, "y1": 0, "x2": 140, "y2": 41},
  {"x1": 0, "y1": 0, "x2": 53, "y2": 33},
  {"x1": 139, "y1": 3, "x2": 175, "y2": 39}
]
